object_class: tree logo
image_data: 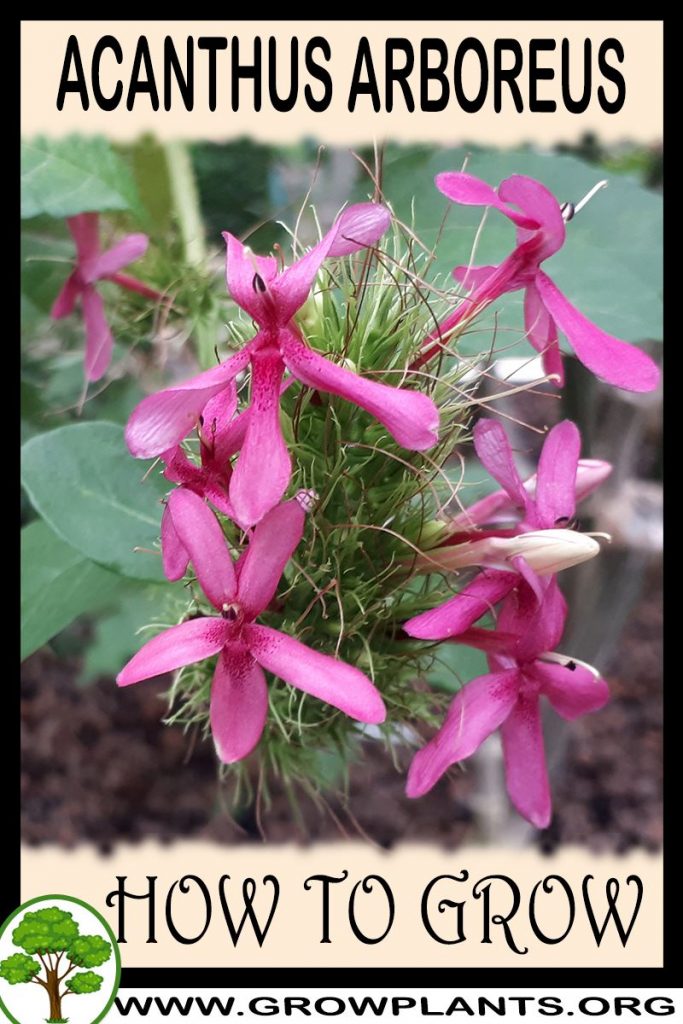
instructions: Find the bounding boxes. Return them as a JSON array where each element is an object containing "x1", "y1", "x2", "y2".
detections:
[{"x1": 0, "y1": 895, "x2": 121, "y2": 1024}]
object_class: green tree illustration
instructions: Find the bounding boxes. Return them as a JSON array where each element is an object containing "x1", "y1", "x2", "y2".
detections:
[{"x1": 0, "y1": 907, "x2": 112, "y2": 1021}]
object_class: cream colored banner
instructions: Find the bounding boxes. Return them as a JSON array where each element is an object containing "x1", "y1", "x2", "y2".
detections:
[
  {"x1": 21, "y1": 21, "x2": 662, "y2": 144},
  {"x1": 21, "y1": 843, "x2": 662, "y2": 968}
]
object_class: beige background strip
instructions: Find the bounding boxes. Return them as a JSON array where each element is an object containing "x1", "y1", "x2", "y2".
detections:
[
  {"x1": 22, "y1": 843, "x2": 662, "y2": 967},
  {"x1": 21, "y1": 21, "x2": 662, "y2": 144}
]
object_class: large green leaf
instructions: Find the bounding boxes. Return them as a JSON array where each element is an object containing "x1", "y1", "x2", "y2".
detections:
[
  {"x1": 21, "y1": 520, "x2": 124, "y2": 660},
  {"x1": 382, "y1": 146, "x2": 662, "y2": 355},
  {"x1": 21, "y1": 422, "x2": 168, "y2": 581},
  {"x1": 21, "y1": 136, "x2": 143, "y2": 220},
  {"x1": 80, "y1": 581, "x2": 177, "y2": 683}
]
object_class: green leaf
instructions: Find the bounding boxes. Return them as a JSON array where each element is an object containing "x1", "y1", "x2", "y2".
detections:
[
  {"x1": 427, "y1": 640, "x2": 488, "y2": 693},
  {"x1": 0, "y1": 953, "x2": 41, "y2": 984},
  {"x1": 21, "y1": 520, "x2": 123, "y2": 661},
  {"x1": 80, "y1": 581, "x2": 176, "y2": 683},
  {"x1": 382, "y1": 145, "x2": 662, "y2": 354},
  {"x1": 67, "y1": 934, "x2": 112, "y2": 968},
  {"x1": 66, "y1": 970, "x2": 104, "y2": 994},
  {"x1": 21, "y1": 136, "x2": 143, "y2": 220},
  {"x1": 21, "y1": 422, "x2": 168, "y2": 582},
  {"x1": 21, "y1": 230, "x2": 73, "y2": 332}
]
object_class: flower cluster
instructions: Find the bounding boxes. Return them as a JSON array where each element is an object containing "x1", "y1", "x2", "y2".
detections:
[{"x1": 87, "y1": 170, "x2": 659, "y2": 829}]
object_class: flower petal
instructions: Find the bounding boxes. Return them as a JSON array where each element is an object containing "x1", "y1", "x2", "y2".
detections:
[
  {"x1": 281, "y1": 330, "x2": 438, "y2": 451},
  {"x1": 435, "y1": 172, "x2": 539, "y2": 230},
  {"x1": 473, "y1": 419, "x2": 529, "y2": 509},
  {"x1": 450, "y1": 456, "x2": 611, "y2": 532},
  {"x1": 162, "y1": 447, "x2": 205, "y2": 489},
  {"x1": 498, "y1": 175, "x2": 565, "y2": 259},
  {"x1": 161, "y1": 501, "x2": 189, "y2": 581},
  {"x1": 406, "y1": 669, "x2": 519, "y2": 797},
  {"x1": 202, "y1": 481, "x2": 235, "y2": 519},
  {"x1": 535, "y1": 420, "x2": 580, "y2": 530},
  {"x1": 533, "y1": 659, "x2": 609, "y2": 720},
  {"x1": 223, "y1": 231, "x2": 280, "y2": 323},
  {"x1": 449, "y1": 627, "x2": 519, "y2": 656},
  {"x1": 403, "y1": 570, "x2": 518, "y2": 640},
  {"x1": 575, "y1": 459, "x2": 612, "y2": 501},
  {"x1": 415, "y1": 254, "x2": 522, "y2": 368},
  {"x1": 326, "y1": 202, "x2": 392, "y2": 256},
  {"x1": 452, "y1": 264, "x2": 499, "y2": 290},
  {"x1": 51, "y1": 272, "x2": 81, "y2": 319},
  {"x1": 210, "y1": 646, "x2": 269, "y2": 763},
  {"x1": 200, "y1": 385, "x2": 239, "y2": 451},
  {"x1": 524, "y1": 280, "x2": 564, "y2": 385},
  {"x1": 229, "y1": 347, "x2": 291, "y2": 528},
  {"x1": 237, "y1": 500, "x2": 305, "y2": 617},
  {"x1": 67, "y1": 213, "x2": 100, "y2": 263},
  {"x1": 245, "y1": 624, "x2": 386, "y2": 724},
  {"x1": 535, "y1": 271, "x2": 660, "y2": 393},
  {"x1": 82, "y1": 233, "x2": 149, "y2": 282},
  {"x1": 125, "y1": 344, "x2": 253, "y2": 459},
  {"x1": 274, "y1": 203, "x2": 391, "y2": 322},
  {"x1": 448, "y1": 488, "x2": 515, "y2": 531},
  {"x1": 81, "y1": 286, "x2": 113, "y2": 381},
  {"x1": 499, "y1": 575, "x2": 567, "y2": 663},
  {"x1": 166, "y1": 488, "x2": 237, "y2": 609},
  {"x1": 116, "y1": 616, "x2": 230, "y2": 686},
  {"x1": 500, "y1": 693, "x2": 552, "y2": 828}
]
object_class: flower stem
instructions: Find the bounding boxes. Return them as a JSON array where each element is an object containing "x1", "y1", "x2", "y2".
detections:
[
  {"x1": 164, "y1": 141, "x2": 206, "y2": 267},
  {"x1": 163, "y1": 141, "x2": 217, "y2": 370}
]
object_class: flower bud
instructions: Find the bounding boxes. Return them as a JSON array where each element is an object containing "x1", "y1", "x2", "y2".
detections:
[{"x1": 417, "y1": 528, "x2": 603, "y2": 576}]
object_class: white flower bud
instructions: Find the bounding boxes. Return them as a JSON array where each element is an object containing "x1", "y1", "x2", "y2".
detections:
[{"x1": 417, "y1": 528, "x2": 603, "y2": 576}]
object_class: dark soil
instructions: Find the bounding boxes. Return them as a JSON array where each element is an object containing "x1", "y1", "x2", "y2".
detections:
[{"x1": 21, "y1": 566, "x2": 661, "y2": 852}]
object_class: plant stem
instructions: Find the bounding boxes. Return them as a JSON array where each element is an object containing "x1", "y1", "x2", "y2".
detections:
[
  {"x1": 163, "y1": 141, "x2": 217, "y2": 370},
  {"x1": 164, "y1": 141, "x2": 206, "y2": 268}
]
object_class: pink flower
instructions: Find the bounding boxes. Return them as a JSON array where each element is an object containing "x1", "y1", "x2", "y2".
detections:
[
  {"x1": 406, "y1": 573, "x2": 609, "y2": 828},
  {"x1": 118, "y1": 488, "x2": 386, "y2": 763},
  {"x1": 51, "y1": 213, "x2": 156, "y2": 381},
  {"x1": 160, "y1": 387, "x2": 242, "y2": 525},
  {"x1": 414, "y1": 172, "x2": 659, "y2": 393},
  {"x1": 126, "y1": 203, "x2": 439, "y2": 528},
  {"x1": 406, "y1": 418, "x2": 608, "y2": 639}
]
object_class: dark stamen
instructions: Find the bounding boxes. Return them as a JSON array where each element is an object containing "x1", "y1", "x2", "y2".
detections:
[
  {"x1": 252, "y1": 273, "x2": 267, "y2": 293},
  {"x1": 560, "y1": 201, "x2": 575, "y2": 222},
  {"x1": 566, "y1": 660, "x2": 577, "y2": 671},
  {"x1": 555, "y1": 515, "x2": 580, "y2": 530}
]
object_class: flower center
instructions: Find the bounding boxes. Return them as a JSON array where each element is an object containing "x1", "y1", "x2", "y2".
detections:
[{"x1": 221, "y1": 602, "x2": 241, "y2": 623}]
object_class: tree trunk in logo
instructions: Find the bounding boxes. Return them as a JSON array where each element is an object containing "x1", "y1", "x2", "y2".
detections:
[{"x1": 47, "y1": 969, "x2": 64, "y2": 1022}]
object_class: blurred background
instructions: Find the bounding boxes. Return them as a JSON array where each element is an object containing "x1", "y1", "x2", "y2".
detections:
[{"x1": 21, "y1": 135, "x2": 662, "y2": 851}]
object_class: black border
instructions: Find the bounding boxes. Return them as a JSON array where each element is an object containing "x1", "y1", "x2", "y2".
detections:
[{"x1": 15, "y1": 14, "x2": 671, "y2": 991}]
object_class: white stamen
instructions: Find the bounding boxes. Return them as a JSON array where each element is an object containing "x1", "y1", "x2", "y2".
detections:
[
  {"x1": 573, "y1": 180, "x2": 608, "y2": 216},
  {"x1": 538, "y1": 651, "x2": 602, "y2": 680}
]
